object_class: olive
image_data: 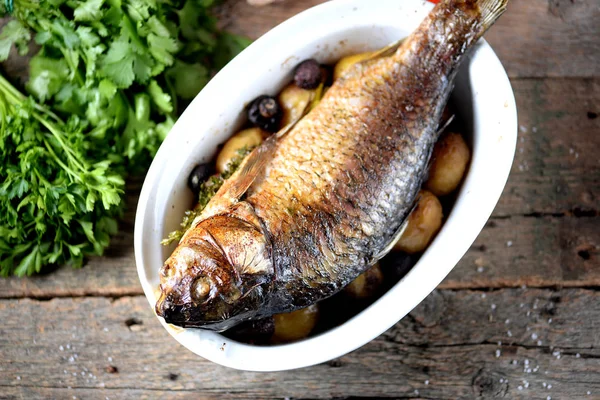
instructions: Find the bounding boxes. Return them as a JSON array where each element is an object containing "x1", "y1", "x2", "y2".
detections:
[
  {"x1": 225, "y1": 317, "x2": 275, "y2": 345},
  {"x1": 187, "y1": 163, "x2": 213, "y2": 195},
  {"x1": 294, "y1": 59, "x2": 323, "y2": 89},
  {"x1": 247, "y1": 95, "x2": 283, "y2": 132}
]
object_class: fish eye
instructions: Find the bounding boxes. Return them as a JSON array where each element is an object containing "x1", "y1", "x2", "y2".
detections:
[{"x1": 191, "y1": 276, "x2": 213, "y2": 301}]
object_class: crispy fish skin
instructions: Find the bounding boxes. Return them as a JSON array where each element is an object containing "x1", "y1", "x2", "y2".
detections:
[{"x1": 156, "y1": 0, "x2": 508, "y2": 330}]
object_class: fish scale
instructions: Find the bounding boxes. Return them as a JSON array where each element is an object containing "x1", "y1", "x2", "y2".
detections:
[{"x1": 156, "y1": 0, "x2": 509, "y2": 331}]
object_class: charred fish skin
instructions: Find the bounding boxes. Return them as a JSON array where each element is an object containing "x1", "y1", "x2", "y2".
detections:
[
  {"x1": 249, "y1": 0, "x2": 508, "y2": 311},
  {"x1": 156, "y1": 0, "x2": 508, "y2": 330}
]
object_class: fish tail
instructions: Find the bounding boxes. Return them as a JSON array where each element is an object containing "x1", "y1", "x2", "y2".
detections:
[{"x1": 477, "y1": 0, "x2": 509, "y2": 32}]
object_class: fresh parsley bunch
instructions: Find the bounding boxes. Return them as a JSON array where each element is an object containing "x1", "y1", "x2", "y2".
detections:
[{"x1": 0, "y1": 0, "x2": 250, "y2": 276}]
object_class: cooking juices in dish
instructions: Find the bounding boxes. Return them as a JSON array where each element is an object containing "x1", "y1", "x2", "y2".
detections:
[{"x1": 156, "y1": 0, "x2": 508, "y2": 339}]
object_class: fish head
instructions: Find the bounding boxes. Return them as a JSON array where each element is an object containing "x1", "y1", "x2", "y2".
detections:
[{"x1": 155, "y1": 215, "x2": 274, "y2": 331}]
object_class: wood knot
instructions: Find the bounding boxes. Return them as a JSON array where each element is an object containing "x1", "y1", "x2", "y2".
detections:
[
  {"x1": 327, "y1": 359, "x2": 343, "y2": 368},
  {"x1": 105, "y1": 365, "x2": 118, "y2": 374},
  {"x1": 472, "y1": 368, "x2": 508, "y2": 398}
]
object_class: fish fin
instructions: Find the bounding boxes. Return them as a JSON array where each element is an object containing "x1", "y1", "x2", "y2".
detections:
[
  {"x1": 371, "y1": 194, "x2": 421, "y2": 262},
  {"x1": 436, "y1": 113, "x2": 455, "y2": 138},
  {"x1": 363, "y1": 37, "x2": 406, "y2": 61},
  {"x1": 477, "y1": 0, "x2": 509, "y2": 30},
  {"x1": 372, "y1": 219, "x2": 410, "y2": 262},
  {"x1": 200, "y1": 99, "x2": 312, "y2": 217}
]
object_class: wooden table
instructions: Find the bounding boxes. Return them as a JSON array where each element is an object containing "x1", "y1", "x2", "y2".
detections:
[{"x1": 1, "y1": 0, "x2": 599, "y2": 398}]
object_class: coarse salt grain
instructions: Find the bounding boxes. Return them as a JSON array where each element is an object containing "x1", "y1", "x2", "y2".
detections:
[
  {"x1": 60, "y1": 345, "x2": 64, "y2": 351},
  {"x1": 16, "y1": 376, "x2": 21, "y2": 380},
  {"x1": 532, "y1": 333, "x2": 538, "y2": 340},
  {"x1": 507, "y1": 241, "x2": 513, "y2": 247},
  {"x1": 518, "y1": 386, "x2": 523, "y2": 390},
  {"x1": 477, "y1": 266, "x2": 485, "y2": 273},
  {"x1": 548, "y1": 318, "x2": 552, "y2": 323},
  {"x1": 548, "y1": 384, "x2": 553, "y2": 389},
  {"x1": 543, "y1": 382, "x2": 547, "y2": 388},
  {"x1": 520, "y1": 125, "x2": 528, "y2": 133},
  {"x1": 505, "y1": 319, "x2": 510, "y2": 324},
  {"x1": 495, "y1": 349, "x2": 501, "y2": 358},
  {"x1": 507, "y1": 330, "x2": 513, "y2": 337},
  {"x1": 576, "y1": 353, "x2": 581, "y2": 358},
  {"x1": 547, "y1": 397, "x2": 551, "y2": 400},
  {"x1": 425, "y1": 380, "x2": 429, "y2": 385},
  {"x1": 524, "y1": 359, "x2": 529, "y2": 365},
  {"x1": 524, "y1": 381, "x2": 529, "y2": 388},
  {"x1": 491, "y1": 304, "x2": 497, "y2": 310},
  {"x1": 537, "y1": 340, "x2": 543, "y2": 346},
  {"x1": 481, "y1": 293, "x2": 486, "y2": 299},
  {"x1": 108, "y1": 357, "x2": 113, "y2": 362}
]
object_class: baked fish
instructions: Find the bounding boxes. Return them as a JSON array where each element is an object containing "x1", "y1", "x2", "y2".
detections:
[{"x1": 156, "y1": 0, "x2": 508, "y2": 330}]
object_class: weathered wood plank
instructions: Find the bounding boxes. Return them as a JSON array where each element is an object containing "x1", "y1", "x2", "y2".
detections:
[
  {"x1": 0, "y1": 214, "x2": 596, "y2": 298},
  {"x1": 441, "y1": 216, "x2": 599, "y2": 289},
  {"x1": 495, "y1": 78, "x2": 600, "y2": 217},
  {"x1": 1, "y1": 289, "x2": 598, "y2": 399},
  {"x1": 215, "y1": 0, "x2": 600, "y2": 78}
]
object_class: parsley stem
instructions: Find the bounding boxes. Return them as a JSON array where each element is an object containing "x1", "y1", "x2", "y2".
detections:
[
  {"x1": 42, "y1": 137, "x2": 81, "y2": 183},
  {"x1": 34, "y1": 114, "x2": 88, "y2": 173},
  {"x1": 0, "y1": 74, "x2": 65, "y2": 125}
]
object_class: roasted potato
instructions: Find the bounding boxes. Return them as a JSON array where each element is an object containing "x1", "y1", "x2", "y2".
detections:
[
  {"x1": 394, "y1": 190, "x2": 443, "y2": 254},
  {"x1": 216, "y1": 127, "x2": 268, "y2": 174},
  {"x1": 344, "y1": 263, "x2": 384, "y2": 299},
  {"x1": 333, "y1": 51, "x2": 374, "y2": 80},
  {"x1": 278, "y1": 84, "x2": 313, "y2": 127},
  {"x1": 425, "y1": 132, "x2": 470, "y2": 196},
  {"x1": 272, "y1": 304, "x2": 319, "y2": 343}
]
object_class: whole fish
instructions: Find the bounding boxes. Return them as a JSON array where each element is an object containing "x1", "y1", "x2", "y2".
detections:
[{"x1": 156, "y1": 0, "x2": 508, "y2": 331}]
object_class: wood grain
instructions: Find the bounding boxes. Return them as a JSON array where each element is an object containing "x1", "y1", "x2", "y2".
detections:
[
  {"x1": 1, "y1": 289, "x2": 598, "y2": 399},
  {"x1": 495, "y1": 78, "x2": 600, "y2": 217},
  {"x1": 215, "y1": 0, "x2": 600, "y2": 78}
]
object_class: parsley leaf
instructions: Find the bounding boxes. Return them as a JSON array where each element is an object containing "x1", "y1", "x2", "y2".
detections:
[{"x1": 0, "y1": 20, "x2": 30, "y2": 61}]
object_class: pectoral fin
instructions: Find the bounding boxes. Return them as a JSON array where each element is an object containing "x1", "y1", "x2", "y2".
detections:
[{"x1": 199, "y1": 98, "x2": 313, "y2": 218}]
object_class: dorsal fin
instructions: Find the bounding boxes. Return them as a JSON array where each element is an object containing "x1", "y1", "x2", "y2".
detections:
[{"x1": 362, "y1": 37, "x2": 406, "y2": 62}]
